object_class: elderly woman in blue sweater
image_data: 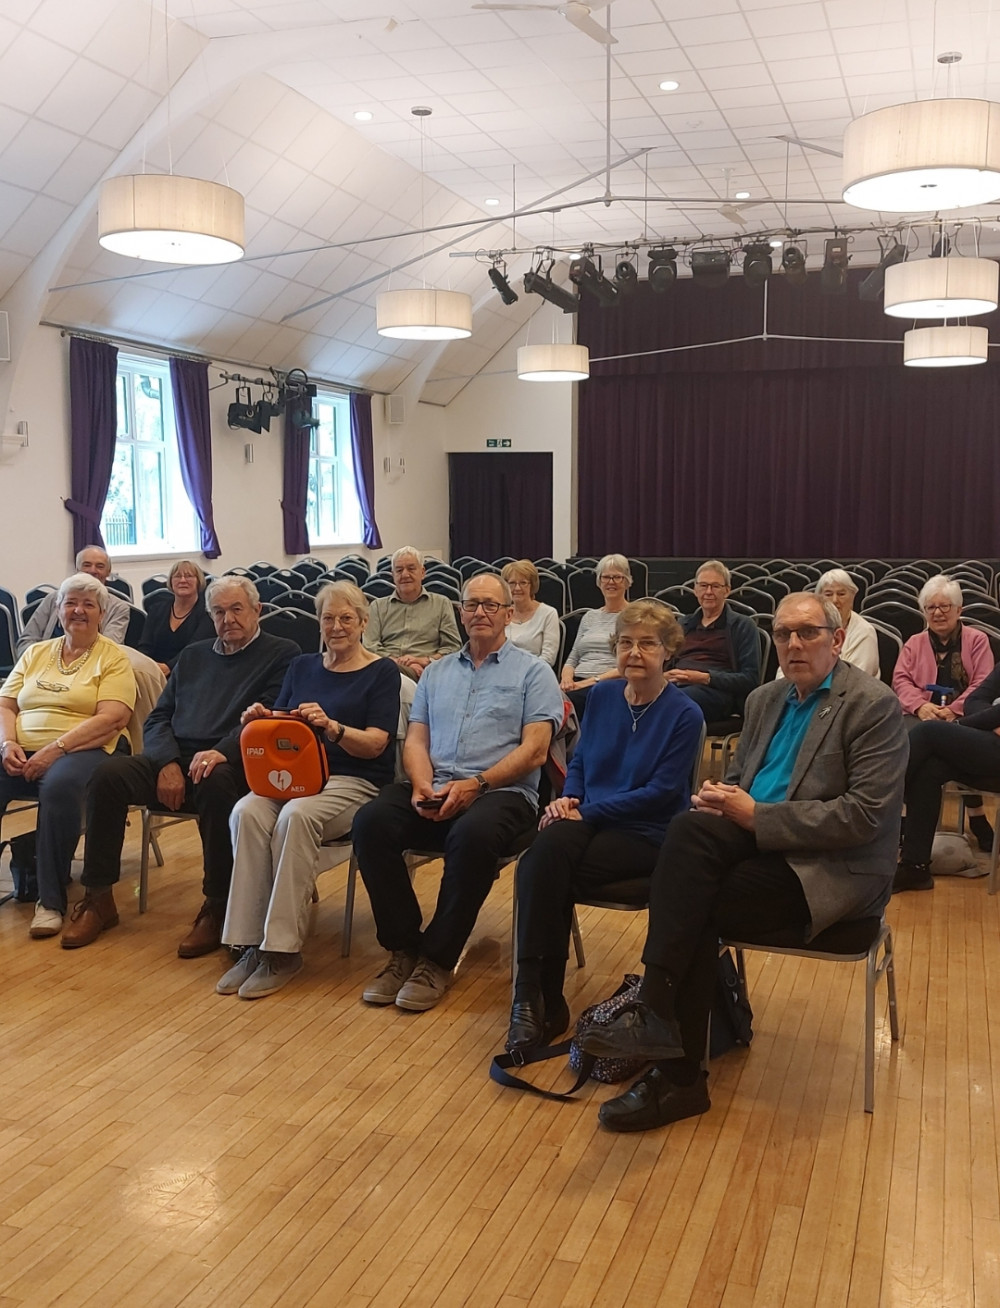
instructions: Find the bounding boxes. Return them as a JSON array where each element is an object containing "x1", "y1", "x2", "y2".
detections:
[{"x1": 506, "y1": 599, "x2": 705, "y2": 1053}]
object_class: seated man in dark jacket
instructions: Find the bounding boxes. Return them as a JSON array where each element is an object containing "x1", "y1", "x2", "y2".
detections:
[
  {"x1": 665, "y1": 560, "x2": 759, "y2": 720},
  {"x1": 64, "y1": 577, "x2": 297, "y2": 956}
]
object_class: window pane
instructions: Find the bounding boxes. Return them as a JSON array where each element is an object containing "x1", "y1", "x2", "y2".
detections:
[
  {"x1": 135, "y1": 444, "x2": 166, "y2": 543},
  {"x1": 102, "y1": 444, "x2": 137, "y2": 547},
  {"x1": 132, "y1": 374, "x2": 164, "y2": 444}
]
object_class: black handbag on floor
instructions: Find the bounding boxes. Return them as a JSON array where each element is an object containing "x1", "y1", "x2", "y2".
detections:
[{"x1": 2, "y1": 830, "x2": 38, "y2": 903}]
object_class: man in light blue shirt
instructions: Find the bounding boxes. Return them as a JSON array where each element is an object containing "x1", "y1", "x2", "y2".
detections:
[{"x1": 353, "y1": 572, "x2": 564, "y2": 1013}]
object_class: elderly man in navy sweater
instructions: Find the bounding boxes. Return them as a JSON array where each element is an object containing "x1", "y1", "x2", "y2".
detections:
[{"x1": 64, "y1": 578, "x2": 297, "y2": 956}]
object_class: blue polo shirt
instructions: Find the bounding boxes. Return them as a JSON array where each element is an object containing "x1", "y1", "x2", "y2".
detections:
[
  {"x1": 748, "y1": 671, "x2": 834, "y2": 804},
  {"x1": 409, "y1": 640, "x2": 565, "y2": 805}
]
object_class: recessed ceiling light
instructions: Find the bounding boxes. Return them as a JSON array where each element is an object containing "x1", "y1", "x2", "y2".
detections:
[
  {"x1": 735, "y1": 190, "x2": 751, "y2": 200},
  {"x1": 484, "y1": 197, "x2": 501, "y2": 206},
  {"x1": 659, "y1": 80, "x2": 679, "y2": 91},
  {"x1": 354, "y1": 110, "x2": 374, "y2": 122},
  {"x1": 769, "y1": 238, "x2": 784, "y2": 248}
]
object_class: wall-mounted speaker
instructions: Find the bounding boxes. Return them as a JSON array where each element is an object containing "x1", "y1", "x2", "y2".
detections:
[
  {"x1": 0, "y1": 312, "x2": 10, "y2": 362},
  {"x1": 384, "y1": 393, "x2": 405, "y2": 425}
]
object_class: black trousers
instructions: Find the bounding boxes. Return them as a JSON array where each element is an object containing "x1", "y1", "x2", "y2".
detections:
[
  {"x1": 677, "y1": 682, "x2": 736, "y2": 722},
  {"x1": 643, "y1": 810, "x2": 811, "y2": 1071},
  {"x1": 82, "y1": 754, "x2": 247, "y2": 901},
  {"x1": 514, "y1": 820, "x2": 659, "y2": 961},
  {"x1": 902, "y1": 720, "x2": 1000, "y2": 863},
  {"x1": 351, "y1": 782, "x2": 537, "y2": 970}
]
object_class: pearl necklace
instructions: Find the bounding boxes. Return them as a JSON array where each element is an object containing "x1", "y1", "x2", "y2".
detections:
[{"x1": 53, "y1": 640, "x2": 96, "y2": 678}]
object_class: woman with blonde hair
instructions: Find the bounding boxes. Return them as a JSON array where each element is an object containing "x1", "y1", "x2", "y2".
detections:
[
  {"x1": 501, "y1": 559, "x2": 560, "y2": 665},
  {"x1": 138, "y1": 559, "x2": 214, "y2": 674}
]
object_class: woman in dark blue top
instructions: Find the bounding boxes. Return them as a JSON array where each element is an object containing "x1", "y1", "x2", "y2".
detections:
[
  {"x1": 219, "y1": 581, "x2": 400, "y2": 998},
  {"x1": 507, "y1": 600, "x2": 704, "y2": 1052},
  {"x1": 138, "y1": 559, "x2": 215, "y2": 673}
]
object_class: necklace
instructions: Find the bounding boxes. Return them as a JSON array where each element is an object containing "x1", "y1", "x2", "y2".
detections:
[
  {"x1": 53, "y1": 640, "x2": 95, "y2": 678},
  {"x1": 626, "y1": 684, "x2": 665, "y2": 733}
]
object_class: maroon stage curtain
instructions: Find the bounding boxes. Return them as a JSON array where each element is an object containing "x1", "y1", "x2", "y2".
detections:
[{"x1": 577, "y1": 268, "x2": 1000, "y2": 559}]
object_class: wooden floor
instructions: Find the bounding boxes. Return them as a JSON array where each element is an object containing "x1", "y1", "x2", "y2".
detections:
[{"x1": 2, "y1": 811, "x2": 999, "y2": 1308}]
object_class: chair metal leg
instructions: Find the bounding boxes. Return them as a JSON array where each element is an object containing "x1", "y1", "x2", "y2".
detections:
[
  {"x1": 139, "y1": 810, "x2": 152, "y2": 914},
  {"x1": 341, "y1": 855, "x2": 358, "y2": 957},
  {"x1": 884, "y1": 927, "x2": 899, "y2": 1041},
  {"x1": 570, "y1": 907, "x2": 586, "y2": 968},
  {"x1": 990, "y1": 824, "x2": 1000, "y2": 895},
  {"x1": 150, "y1": 830, "x2": 164, "y2": 868},
  {"x1": 865, "y1": 941, "x2": 877, "y2": 1114}
]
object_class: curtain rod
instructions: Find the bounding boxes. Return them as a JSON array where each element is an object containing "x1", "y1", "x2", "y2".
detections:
[{"x1": 42, "y1": 320, "x2": 372, "y2": 397}]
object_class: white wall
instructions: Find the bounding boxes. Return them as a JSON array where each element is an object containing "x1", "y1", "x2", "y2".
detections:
[
  {"x1": 0, "y1": 325, "x2": 451, "y2": 606},
  {"x1": 442, "y1": 330, "x2": 576, "y2": 560}
]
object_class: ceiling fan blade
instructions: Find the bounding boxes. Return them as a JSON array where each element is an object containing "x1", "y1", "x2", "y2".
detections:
[
  {"x1": 717, "y1": 204, "x2": 748, "y2": 227},
  {"x1": 560, "y1": 4, "x2": 617, "y2": 43},
  {"x1": 472, "y1": 4, "x2": 561, "y2": 12}
]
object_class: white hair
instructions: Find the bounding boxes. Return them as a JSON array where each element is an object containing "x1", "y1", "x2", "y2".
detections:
[
  {"x1": 392, "y1": 546, "x2": 423, "y2": 568},
  {"x1": 57, "y1": 572, "x2": 108, "y2": 613},
  {"x1": 75, "y1": 546, "x2": 110, "y2": 569},
  {"x1": 918, "y1": 574, "x2": 963, "y2": 611},
  {"x1": 815, "y1": 568, "x2": 857, "y2": 595},
  {"x1": 696, "y1": 559, "x2": 731, "y2": 587},
  {"x1": 596, "y1": 554, "x2": 632, "y2": 585},
  {"x1": 206, "y1": 575, "x2": 260, "y2": 609}
]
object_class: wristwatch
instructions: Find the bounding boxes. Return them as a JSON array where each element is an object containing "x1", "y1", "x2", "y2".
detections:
[{"x1": 474, "y1": 773, "x2": 490, "y2": 795}]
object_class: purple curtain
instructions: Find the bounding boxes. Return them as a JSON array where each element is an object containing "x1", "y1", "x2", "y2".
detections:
[
  {"x1": 169, "y1": 357, "x2": 221, "y2": 558},
  {"x1": 578, "y1": 269, "x2": 1000, "y2": 558},
  {"x1": 282, "y1": 405, "x2": 311, "y2": 556},
  {"x1": 349, "y1": 392, "x2": 382, "y2": 549},
  {"x1": 65, "y1": 336, "x2": 119, "y2": 555},
  {"x1": 448, "y1": 453, "x2": 553, "y2": 560}
]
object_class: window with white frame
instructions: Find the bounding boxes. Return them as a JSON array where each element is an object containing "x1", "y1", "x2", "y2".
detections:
[
  {"x1": 101, "y1": 354, "x2": 197, "y2": 555},
  {"x1": 306, "y1": 389, "x2": 363, "y2": 546}
]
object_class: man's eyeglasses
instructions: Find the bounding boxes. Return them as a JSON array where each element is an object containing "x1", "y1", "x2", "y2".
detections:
[
  {"x1": 694, "y1": 581, "x2": 727, "y2": 591},
  {"x1": 616, "y1": 638, "x2": 663, "y2": 653},
  {"x1": 460, "y1": 599, "x2": 507, "y2": 614},
  {"x1": 772, "y1": 625, "x2": 835, "y2": 644}
]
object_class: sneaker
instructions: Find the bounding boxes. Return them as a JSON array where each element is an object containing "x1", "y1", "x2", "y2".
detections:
[
  {"x1": 216, "y1": 946, "x2": 261, "y2": 995},
  {"x1": 892, "y1": 860, "x2": 934, "y2": 893},
  {"x1": 395, "y1": 957, "x2": 452, "y2": 1012},
  {"x1": 237, "y1": 951, "x2": 303, "y2": 999},
  {"x1": 362, "y1": 950, "x2": 418, "y2": 1005},
  {"x1": 29, "y1": 904, "x2": 63, "y2": 938}
]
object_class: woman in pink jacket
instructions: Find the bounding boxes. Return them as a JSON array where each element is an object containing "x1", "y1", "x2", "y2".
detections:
[{"x1": 892, "y1": 575, "x2": 994, "y2": 722}]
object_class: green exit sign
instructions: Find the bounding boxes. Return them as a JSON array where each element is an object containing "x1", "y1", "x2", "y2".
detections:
[{"x1": 486, "y1": 438, "x2": 512, "y2": 448}]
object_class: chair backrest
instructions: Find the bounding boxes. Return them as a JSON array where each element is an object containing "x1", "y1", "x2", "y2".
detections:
[
  {"x1": 335, "y1": 558, "x2": 370, "y2": 585},
  {"x1": 861, "y1": 584, "x2": 919, "y2": 608},
  {"x1": 533, "y1": 570, "x2": 566, "y2": 615},
  {"x1": 25, "y1": 584, "x2": 55, "y2": 606},
  {"x1": 627, "y1": 559, "x2": 649, "y2": 598},
  {"x1": 0, "y1": 587, "x2": 20, "y2": 636},
  {"x1": 361, "y1": 576, "x2": 396, "y2": 598},
  {"x1": 730, "y1": 584, "x2": 775, "y2": 615},
  {"x1": 292, "y1": 560, "x2": 327, "y2": 583},
  {"x1": 0, "y1": 604, "x2": 16, "y2": 676},
  {"x1": 106, "y1": 575, "x2": 134, "y2": 602},
  {"x1": 247, "y1": 562, "x2": 278, "y2": 578},
  {"x1": 20, "y1": 596, "x2": 44, "y2": 627},
  {"x1": 255, "y1": 576, "x2": 292, "y2": 602},
  {"x1": 567, "y1": 568, "x2": 603, "y2": 611},
  {"x1": 863, "y1": 617, "x2": 903, "y2": 686},
  {"x1": 561, "y1": 607, "x2": 590, "y2": 661},
  {"x1": 271, "y1": 590, "x2": 315, "y2": 611},
  {"x1": 860, "y1": 601, "x2": 925, "y2": 643},
  {"x1": 141, "y1": 575, "x2": 169, "y2": 597},
  {"x1": 963, "y1": 618, "x2": 1000, "y2": 662},
  {"x1": 259, "y1": 608, "x2": 321, "y2": 653},
  {"x1": 143, "y1": 587, "x2": 172, "y2": 614},
  {"x1": 123, "y1": 604, "x2": 147, "y2": 649},
  {"x1": 272, "y1": 568, "x2": 306, "y2": 590},
  {"x1": 456, "y1": 558, "x2": 488, "y2": 580},
  {"x1": 859, "y1": 559, "x2": 891, "y2": 581},
  {"x1": 119, "y1": 646, "x2": 167, "y2": 752},
  {"x1": 423, "y1": 575, "x2": 461, "y2": 600}
]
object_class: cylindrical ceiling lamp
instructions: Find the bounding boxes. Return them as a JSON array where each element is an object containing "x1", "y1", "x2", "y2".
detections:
[
  {"x1": 376, "y1": 289, "x2": 472, "y2": 340},
  {"x1": 903, "y1": 325, "x2": 989, "y2": 367},
  {"x1": 516, "y1": 343, "x2": 590, "y2": 382},
  {"x1": 842, "y1": 98, "x2": 1000, "y2": 211},
  {"x1": 98, "y1": 174, "x2": 245, "y2": 264},
  {"x1": 885, "y1": 257, "x2": 999, "y2": 318}
]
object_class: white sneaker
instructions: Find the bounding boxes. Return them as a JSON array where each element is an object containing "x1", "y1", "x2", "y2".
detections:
[
  {"x1": 29, "y1": 904, "x2": 63, "y2": 938},
  {"x1": 395, "y1": 957, "x2": 452, "y2": 1011}
]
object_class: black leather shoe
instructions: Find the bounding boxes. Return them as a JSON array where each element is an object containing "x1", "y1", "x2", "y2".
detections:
[
  {"x1": 506, "y1": 998, "x2": 545, "y2": 1052},
  {"x1": 576, "y1": 1001, "x2": 684, "y2": 1060},
  {"x1": 543, "y1": 995, "x2": 570, "y2": 1043},
  {"x1": 599, "y1": 1067, "x2": 710, "y2": 1133},
  {"x1": 892, "y1": 860, "x2": 933, "y2": 893}
]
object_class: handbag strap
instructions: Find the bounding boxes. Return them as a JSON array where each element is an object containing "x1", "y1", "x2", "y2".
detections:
[{"x1": 489, "y1": 1040, "x2": 595, "y2": 1101}]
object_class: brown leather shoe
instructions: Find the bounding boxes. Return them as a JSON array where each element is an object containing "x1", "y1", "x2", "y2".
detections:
[
  {"x1": 177, "y1": 899, "x2": 224, "y2": 958},
  {"x1": 61, "y1": 889, "x2": 119, "y2": 949}
]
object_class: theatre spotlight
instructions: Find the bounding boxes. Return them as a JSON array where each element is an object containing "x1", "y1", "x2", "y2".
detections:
[
  {"x1": 227, "y1": 386, "x2": 260, "y2": 432},
  {"x1": 742, "y1": 242, "x2": 773, "y2": 288},
  {"x1": 690, "y1": 248, "x2": 731, "y2": 289},
  {"x1": 569, "y1": 251, "x2": 619, "y2": 306},
  {"x1": 781, "y1": 244, "x2": 808, "y2": 286},
  {"x1": 858, "y1": 238, "x2": 908, "y2": 301},
  {"x1": 488, "y1": 260, "x2": 518, "y2": 305},
  {"x1": 523, "y1": 261, "x2": 579, "y2": 313},
  {"x1": 647, "y1": 246, "x2": 678, "y2": 293},
  {"x1": 613, "y1": 255, "x2": 638, "y2": 295},
  {"x1": 820, "y1": 237, "x2": 850, "y2": 295}
]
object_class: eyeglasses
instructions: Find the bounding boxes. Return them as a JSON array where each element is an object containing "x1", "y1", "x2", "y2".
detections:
[
  {"x1": 35, "y1": 678, "x2": 71, "y2": 693},
  {"x1": 600, "y1": 574, "x2": 628, "y2": 584},
  {"x1": 772, "y1": 625, "x2": 836, "y2": 644},
  {"x1": 460, "y1": 599, "x2": 507, "y2": 614},
  {"x1": 924, "y1": 603, "x2": 955, "y2": 614},
  {"x1": 616, "y1": 638, "x2": 663, "y2": 653},
  {"x1": 694, "y1": 581, "x2": 727, "y2": 591}
]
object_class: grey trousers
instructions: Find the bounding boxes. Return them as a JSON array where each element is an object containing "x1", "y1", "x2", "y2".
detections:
[{"x1": 222, "y1": 775, "x2": 377, "y2": 954}]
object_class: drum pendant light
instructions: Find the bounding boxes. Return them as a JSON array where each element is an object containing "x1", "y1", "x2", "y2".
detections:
[
  {"x1": 903, "y1": 325, "x2": 989, "y2": 367},
  {"x1": 517, "y1": 343, "x2": 590, "y2": 382},
  {"x1": 98, "y1": 174, "x2": 245, "y2": 265}
]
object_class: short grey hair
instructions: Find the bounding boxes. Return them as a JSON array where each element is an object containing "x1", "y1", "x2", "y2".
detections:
[
  {"x1": 315, "y1": 580, "x2": 369, "y2": 622},
  {"x1": 75, "y1": 546, "x2": 110, "y2": 569},
  {"x1": 392, "y1": 546, "x2": 423, "y2": 568},
  {"x1": 462, "y1": 573, "x2": 512, "y2": 606},
  {"x1": 918, "y1": 574, "x2": 963, "y2": 611},
  {"x1": 696, "y1": 559, "x2": 731, "y2": 587},
  {"x1": 596, "y1": 553, "x2": 632, "y2": 586},
  {"x1": 815, "y1": 568, "x2": 858, "y2": 596},
  {"x1": 57, "y1": 572, "x2": 108, "y2": 613},
  {"x1": 206, "y1": 575, "x2": 260, "y2": 610},
  {"x1": 775, "y1": 591, "x2": 842, "y2": 631}
]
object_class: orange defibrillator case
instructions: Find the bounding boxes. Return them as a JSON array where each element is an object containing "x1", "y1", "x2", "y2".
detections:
[{"x1": 240, "y1": 714, "x2": 330, "y2": 800}]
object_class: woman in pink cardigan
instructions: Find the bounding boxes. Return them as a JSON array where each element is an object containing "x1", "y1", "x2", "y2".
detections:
[{"x1": 892, "y1": 575, "x2": 994, "y2": 722}]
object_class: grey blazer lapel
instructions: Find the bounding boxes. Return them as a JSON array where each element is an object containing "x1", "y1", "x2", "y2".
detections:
[{"x1": 787, "y1": 685, "x2": 844, "y2": 793}]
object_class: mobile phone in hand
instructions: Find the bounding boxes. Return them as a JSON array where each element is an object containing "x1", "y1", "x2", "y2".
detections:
[{"x1": 416, "y1": 796, "x2": 445, "y2": 809}]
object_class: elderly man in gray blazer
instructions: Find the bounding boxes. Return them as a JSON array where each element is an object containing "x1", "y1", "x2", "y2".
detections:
[{"x1": 580, "y1": 591, "x2": 907, "y2": 1133}]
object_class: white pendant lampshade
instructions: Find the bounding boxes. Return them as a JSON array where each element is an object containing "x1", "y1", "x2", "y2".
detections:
[
  {"x1": 376, "y1": 289, "x2": 472, "y2": 340},
  {"x1": 843, "y1": 98, "x2": 1000, "y2": 212},
  {"x1": 517, "y1": 343, "x2": 590, "y2": 382},
  {"x1": 903, "y1": 325, "x2": 989, "y2": 367},
  {"x1": 884, "y1": 257, "x2": 999, "y2": 318},
  {"x1": 98, "y1": 174, "x2": 245, "y2": 264}
]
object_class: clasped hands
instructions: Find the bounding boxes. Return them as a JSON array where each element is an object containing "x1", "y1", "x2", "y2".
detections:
[
  {"x1": 410, "y1": 778, "x2": 481, "y2": 821},
  {"x1": 2, "y1": 741, "x2": 59, "y2": 781},
  {"x1": 155, "y1": 749, "x2": 227, "y2": 810},
  {"x1": 691, "y1": 779, "x2": 756, "y2": 830}
]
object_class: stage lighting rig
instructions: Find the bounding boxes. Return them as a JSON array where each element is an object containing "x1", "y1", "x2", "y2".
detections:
[
  {"x1": 821, "y1": 237, "x2": 850, "y2": 295},
  {"x1": 647, "y1": 246, "x2": 678, "y2": 293},
  {"x1": 488, "y1": 258, "x2": 518, "y2": 305},
  {"x1": 742, "y1": 242, "x2": 773, "y2": 288},
  {"x1": 858, "y1": 237, "x2": 908, "y2": 301},
  {"x1": 523, "y1": 255, "x2": 579, "y2": 313},
  {"x1": 569, "y1": 249, "x2": 619, "y2": 306},
  {"x1": 612, "y1": 252, "x2": 638, "y2": 296},
  {"x1": 781, "y1": 244, "x2": 808, "y2": 286},
  {"x1": 690, "y1": 248, "x2": 731, "y2": 289}
]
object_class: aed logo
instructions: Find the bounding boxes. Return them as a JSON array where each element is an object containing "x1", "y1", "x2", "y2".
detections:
[
  {"x1": 245, "y1": 746, "x2": 266, "y2": 756},
  {"x1": 291, "y1": 785, "x2": 306, "y2": 793}
]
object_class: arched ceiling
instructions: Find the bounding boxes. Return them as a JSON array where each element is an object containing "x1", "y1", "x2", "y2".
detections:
[{"x1": 3, "y1": 0, "x2": 1000, "y2": 404}]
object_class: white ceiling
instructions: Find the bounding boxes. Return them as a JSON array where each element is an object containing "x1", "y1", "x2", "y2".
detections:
[{"x1": 3, "y1": 0, "x2": 1000, "y2": 403}]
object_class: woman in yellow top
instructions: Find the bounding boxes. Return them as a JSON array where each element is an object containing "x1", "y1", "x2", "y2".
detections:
[{"x1": 0, "y1": 572, "x2": 136, "y2": 939}]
